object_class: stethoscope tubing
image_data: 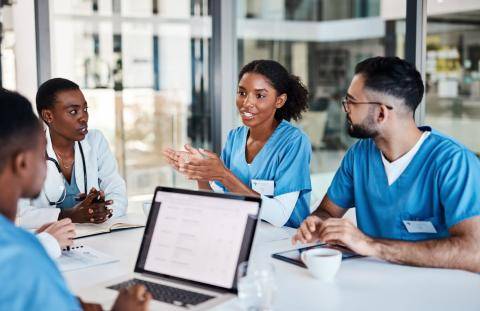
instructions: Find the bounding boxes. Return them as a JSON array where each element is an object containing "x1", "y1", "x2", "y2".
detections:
[{"x1": 44, "y1": 141, "x2": 87, "y2": 206}]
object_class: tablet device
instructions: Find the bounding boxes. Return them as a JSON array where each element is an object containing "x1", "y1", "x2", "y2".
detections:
[{"x1": 272, "y1": 243, "x2": 362, "y2": 268}]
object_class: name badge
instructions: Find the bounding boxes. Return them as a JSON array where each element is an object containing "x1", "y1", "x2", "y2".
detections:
[
  {"x1": 251, "y1": 179, "x2": 274, "y2": 197},
  {"x1": 403, "y1": 220, "x2": 437, "y2": 234}
]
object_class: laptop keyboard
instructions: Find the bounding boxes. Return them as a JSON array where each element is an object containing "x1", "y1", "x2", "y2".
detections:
[{"x1": 107, "y1": 278, "x2": 215, "y2": 308}]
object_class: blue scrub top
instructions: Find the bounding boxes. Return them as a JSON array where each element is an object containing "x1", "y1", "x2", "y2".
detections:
[
  {"x1": 327, "y1": 127, "x2": 480, "y2": 240},
  {"x1": 0, "y1": 214, "x2": 81, "y2": 310},
  {"x1": 215, "y1": 120, "x2": 312, "y2": 228},
  {"x1": 58, "y1": 165, "x2": 81, "y2": 210}
]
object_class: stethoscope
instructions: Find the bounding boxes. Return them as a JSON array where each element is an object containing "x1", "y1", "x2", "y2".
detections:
[{"x1": 44, "y1": 141, "x2": 87, "y2": 206}]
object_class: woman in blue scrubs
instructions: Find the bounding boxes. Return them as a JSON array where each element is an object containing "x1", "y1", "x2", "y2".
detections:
[{"x1": 164, "y1": 60, "x2": 312, "y2": 228}]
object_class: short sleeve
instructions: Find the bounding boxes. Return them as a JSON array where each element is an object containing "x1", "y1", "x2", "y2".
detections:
[
  {"x1": 220, "y1": 129, "x2": 235, "y2": 168},
  {"x1": 274, "y1": 134, "x2": 312, "y2": 195},
  {"x1": 327, "y1": 144, "x2": 355, "y2": 209},
  {"x1": 213, "y1": 129, "x2": 236, "y2": 192},
  {"x1": 0, "y1": 245, "x2": 81, "y2": 310},
  {"x1": 438, "y1": 150, "x2": 480, "y2": 228}
]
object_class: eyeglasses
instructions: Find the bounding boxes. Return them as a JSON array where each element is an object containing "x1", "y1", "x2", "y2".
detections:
[{"x1": 341, "y1": 96, "x2": 393, "y2": 113}]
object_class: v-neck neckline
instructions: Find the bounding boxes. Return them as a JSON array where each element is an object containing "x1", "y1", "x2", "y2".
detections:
[
  {"x1": 242, "y1": 120, "x2": 285, "y2": 167},
  {"x1": 375, "y1": 130, "x2": 431, "y2": 188}
]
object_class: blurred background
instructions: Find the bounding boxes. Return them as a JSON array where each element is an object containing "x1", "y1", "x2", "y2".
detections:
[{"x1": 1, "y1": 0, "x2": 479, "y2": 211}]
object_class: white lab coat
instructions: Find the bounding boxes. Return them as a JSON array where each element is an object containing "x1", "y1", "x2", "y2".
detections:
[{"x1": 17, "y1": 128, "x2": 127, "y2": 229}]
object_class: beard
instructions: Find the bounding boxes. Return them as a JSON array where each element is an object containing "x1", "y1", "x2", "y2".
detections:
[{"x1": 347, "y1": 114, "x2": 379, "y2": 139}]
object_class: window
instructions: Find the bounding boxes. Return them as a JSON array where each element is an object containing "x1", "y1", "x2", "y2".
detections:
[
  {"x1": 237, "y1": 0, "x2": 406, "y2": 204},
  {"x1": 50, "y1": 0, "x2": 211, "y2": 208},
  {"x1": 425, "y1": 1, "x2": 480, "y2": 156},
  {"x1": 1, "y1": 5, "x2": 17, "y2": 90}
]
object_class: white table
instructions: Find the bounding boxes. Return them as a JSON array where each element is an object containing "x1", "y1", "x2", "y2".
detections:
[{"x1": 64, "y1": 222, "x2": 480, "y2": 311}]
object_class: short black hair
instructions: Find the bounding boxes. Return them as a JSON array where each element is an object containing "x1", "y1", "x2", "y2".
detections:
[
  {"x1": 36, "y1": 78, "x2": 80, "y2": 121},
  {"x1": 354, "y1": 56, "x2": 424, "y2": 112},
  {"x1": 239, "y1": 60, "x2": 309, "y2": 122},
  {"x1": 0, "y1": 89, "x2": 42, "y2": 173}
]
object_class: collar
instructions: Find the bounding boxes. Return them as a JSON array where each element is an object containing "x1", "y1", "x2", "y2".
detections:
[
  {"x1": 44, "y1": 126, "x2": 58, "y2": 163},
  {"x1": 380, "y1": 130, "x2": 431, "y2": 166}
]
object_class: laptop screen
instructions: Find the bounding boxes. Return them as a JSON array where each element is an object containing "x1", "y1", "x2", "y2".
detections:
[{"x1": 135, "y1": 187, "x2": 261, "y2": 292}]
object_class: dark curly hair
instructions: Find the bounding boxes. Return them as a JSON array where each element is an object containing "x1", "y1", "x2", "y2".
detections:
[{"x1": 238, "y1": 60, "x2": 309, "y2": 122}]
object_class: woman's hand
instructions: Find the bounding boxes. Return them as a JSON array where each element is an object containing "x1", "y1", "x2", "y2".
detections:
[
  {"x1": 169, "y1": 145, "x2": 256, "y2": 196},
  {"x1": 163, "y1": 148, "x2": 182, "y2": 171},
  {"x1": 178, "y1": 145, "x2": 227, "y2": 181},
  {"x1": 163, "y1": 146, "x2": 204, "y2": 172},
  {"x1": 59, "y1": 188, "x2": 113, "y2": 224}
]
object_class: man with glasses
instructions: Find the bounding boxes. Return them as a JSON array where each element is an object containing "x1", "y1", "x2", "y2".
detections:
[{"x1": 293, "y1": 56, "x2": 480, "y2": 272}]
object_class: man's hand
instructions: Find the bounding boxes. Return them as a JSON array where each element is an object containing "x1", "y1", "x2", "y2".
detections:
[
  {"x1": 292, "y1": 216, "x2": 376, "y2": 257},
  {"x1": 112, "y1": 284, "x2": 152, "y2": 311},
  {"x1": 292, "y1": 215, "x2": 324, "y2": 244},
  {"x1": 36, "y1": 218, "x2": 76, "y2": 248},
  {"x1": 59, "y1": 188, "x2": 113, "y2": 224},
  {"x1": 317, "y1": 218, "x2": 375, "y2": 256}
]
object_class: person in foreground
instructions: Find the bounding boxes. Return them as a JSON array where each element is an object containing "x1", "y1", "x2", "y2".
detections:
[
  {"x1": 0, "y1": 89, "x2": 151, "y2": 310},
  {"x1": 18, "y1": 78, "x2": 127, "y2": 230},
  {"x1": 164, "y1": 59, "x2": 312, "y2": 228},
  {"x1": 292, "y1": 56, "x2": 480, "y2": 272}
]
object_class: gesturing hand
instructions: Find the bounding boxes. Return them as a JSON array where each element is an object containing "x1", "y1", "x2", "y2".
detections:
[
  {"x1": 163, "y1": 148, "x2": 182, "y2": 171},
  {"x1": 163, "y1": 145, "x2": 204, "y2": 172},
  {"x1": 178, "y1": 144, "x2": 226, "y2": 181}
]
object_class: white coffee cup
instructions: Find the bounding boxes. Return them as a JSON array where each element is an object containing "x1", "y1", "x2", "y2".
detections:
[{"x1": 301, "y1": 248, "x2": 342, "y2": 282}]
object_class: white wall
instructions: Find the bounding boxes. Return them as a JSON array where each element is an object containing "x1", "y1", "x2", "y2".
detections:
[{"x1": 12, "y1": 0, "x2": 38, "y2": 103}]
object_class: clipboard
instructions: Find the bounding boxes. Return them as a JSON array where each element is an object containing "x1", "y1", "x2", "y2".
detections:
[
  {"x1": 55, "y1": 245, "x2": 119, "y2": 272},
  {"x1": 272, "y1": 243, "x2": 362, "y2": 268}
]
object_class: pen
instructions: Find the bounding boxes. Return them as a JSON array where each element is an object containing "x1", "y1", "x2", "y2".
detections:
[{"x1": 64, "y1": 245, "x2": 84, "y2": 251}]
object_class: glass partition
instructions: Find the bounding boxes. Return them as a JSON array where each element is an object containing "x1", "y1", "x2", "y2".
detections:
[
  {"x1": 425, "y1": 2, "x2": 480, "y2": 156},
  {"x1": 51, "y1": 0, "x2": 212, "y2": 210},
  {"x1": 237, "y1": 0, "x2": 406, "y2": 205}
]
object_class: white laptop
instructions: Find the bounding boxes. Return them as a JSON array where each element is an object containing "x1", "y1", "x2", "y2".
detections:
[{"x1": 81, "y1": 186, "x2": 262, "y2": 310}]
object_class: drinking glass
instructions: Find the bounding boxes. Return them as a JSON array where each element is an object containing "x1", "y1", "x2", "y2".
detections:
[{"x1": 237, "y1": 261, "x2": 277, "y2": 311}]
